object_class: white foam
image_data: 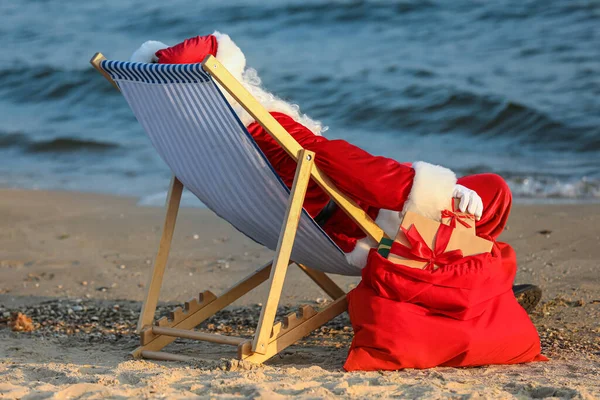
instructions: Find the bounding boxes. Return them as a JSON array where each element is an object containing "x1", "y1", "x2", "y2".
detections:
[
  {"x1": 137, "y1": 189, "x2": 206, "y2": 208},
  {"x1": 508, "y1": 176, "x2": 600, "y2": 200}
]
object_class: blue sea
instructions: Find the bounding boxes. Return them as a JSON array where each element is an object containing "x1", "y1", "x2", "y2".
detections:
[{"x1": 1, "y1": 0, "x2": 599, "y2": 206}]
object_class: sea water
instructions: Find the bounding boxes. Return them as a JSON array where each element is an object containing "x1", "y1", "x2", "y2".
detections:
[{"x1": 1, "y1": 0, "x2": 598, "y2": 205}]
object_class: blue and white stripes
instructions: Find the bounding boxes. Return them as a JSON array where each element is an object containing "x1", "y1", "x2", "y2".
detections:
[
  {"x1": 101, "y1": 60, "x2": 211, "y2": 84},
  {"x1": 103, "y1": 60, "x2": 362, "y2": 276}
]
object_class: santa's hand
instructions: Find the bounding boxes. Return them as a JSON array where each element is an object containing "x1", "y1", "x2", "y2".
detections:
[{"x1": 452, "y1": 185, "x2": 483, "y2": 220}]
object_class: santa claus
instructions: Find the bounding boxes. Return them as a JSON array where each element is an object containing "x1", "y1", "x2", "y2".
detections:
[{"x1": 131, "y1": 33, "x2": 541, "y2": 310}]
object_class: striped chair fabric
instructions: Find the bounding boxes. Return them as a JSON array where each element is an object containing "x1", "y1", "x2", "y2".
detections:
[{"x1": 100, "y1": 61, "x2": 362, "y2": 276}]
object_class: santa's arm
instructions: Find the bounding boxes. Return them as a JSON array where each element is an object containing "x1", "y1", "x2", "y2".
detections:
[
  {"x1": 271, "y1": 112, "x2": 457, "y2": 220},
  {"x1": 303, "y1": 138, "x2": 457, "y2": 220}
]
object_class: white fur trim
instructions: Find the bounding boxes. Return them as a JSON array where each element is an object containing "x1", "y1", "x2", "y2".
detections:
[
  {"x1": 210, "y1": 32, "x2": 325, "y2": 136},
  {"x1": 213, "y1": 31, "x2": 246, "y2": 80},
  {"x1": 130, "y1": 40, "x2": 169, "y2": 63},
  {"x1": 402, "y1": 161, "x2": 457, "y2": 221},
  {"x1": 344, "y1": 236, "x2": 377, "y2": 269},
  {"x1": 375, "y1": 209, "x2": 402, "y2": 238}
]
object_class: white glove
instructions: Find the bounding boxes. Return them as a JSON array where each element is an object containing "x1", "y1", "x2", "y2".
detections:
[{"x1": 452, "y1": 184, "x2": 483, "y2": 220}]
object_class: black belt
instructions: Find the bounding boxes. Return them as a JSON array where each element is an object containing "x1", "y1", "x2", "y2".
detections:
[{"x1": 314, "y1": 199, "x2": 338, "y2": 227}]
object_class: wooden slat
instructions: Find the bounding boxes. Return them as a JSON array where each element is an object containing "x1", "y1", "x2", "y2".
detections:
[
  {"x1": 131, "y1": 260, "x2": 281, "y2": 358},
  {"x1": 252, "y1": 150, "x2": 314, "y2": 354},
  {"x1": 136, "y1": 177, "x2": 184, "y2": 333},
  {"x1": 296, "y1": 263, "x2": 346, "y2": 300},
  {"x1": 243, "y1": 296, "x2": 348, "y2": 364},
  {"x1": 89, "y1": 52, "x2": 119, "y2": 90},
  {"x1": 152, "y1": 327, "x2": 245, "y2": 346},
  {"x1": 201, "y1": 55, "x2": 385, "y2": 244},
  {"x1": 141, "y1": 351, "x2": 196, "y2": 362}
]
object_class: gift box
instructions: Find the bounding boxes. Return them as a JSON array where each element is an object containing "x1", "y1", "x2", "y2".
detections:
[
  {"x1": 386, "y1": 211, "x2": 492, "y2": 270},
  {"x1": 441, "y1": 198, "x2": 476, "y2": 234}
]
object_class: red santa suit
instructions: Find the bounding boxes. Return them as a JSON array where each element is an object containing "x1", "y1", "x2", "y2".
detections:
[{"x1": 132, "y1": 33, "x2": 513, "y2": 269}]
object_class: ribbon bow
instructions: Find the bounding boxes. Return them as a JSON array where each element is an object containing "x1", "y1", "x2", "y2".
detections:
[
  {"x1": 441, "y1": 209, "x2": 474, "y2": 229},
  {"x1": 390, "y1": 223, "x2": 464, "y2": 270}
]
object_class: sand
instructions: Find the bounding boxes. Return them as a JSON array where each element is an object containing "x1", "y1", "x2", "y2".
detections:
[{"x1": 1, "y1": 188, "x2": 599, "y2": 399}]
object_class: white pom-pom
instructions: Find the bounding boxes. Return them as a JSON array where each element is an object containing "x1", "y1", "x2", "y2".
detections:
[{"x1": 130, "y1": 40, "x2": 169, "y2": 63}]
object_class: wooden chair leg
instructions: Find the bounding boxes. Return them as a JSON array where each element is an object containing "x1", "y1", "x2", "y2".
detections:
[
  {"x1": 296, "y1": 263, "x2": 346, "y2": 300},
  {"x1": 137, "y1": 176, "x2": 184, "y2": 333},
  {"x1": 252, "y1": 150, "x2": 315, "y2": 354}
]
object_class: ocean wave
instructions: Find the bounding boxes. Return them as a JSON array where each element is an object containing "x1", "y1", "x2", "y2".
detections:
[
  {"x1": 473, "y1": 0, "x2": 599, "y2": 22},
  {"x1": 221, "y1": 0, "x2": 435, "y2": 23},
  {"x1": 3, "y1": 63, "x2": 597, "y2": 156},
  {"x1": 0, "y1": 131, "x2": 119, "y2": 153},
  {"x1": 319, "y1": 82, "x2": 600, "y2": 152},
  {"x1": 0, "y1": 65, "x2": 115, "y2": 104},
  {"x1": 116, "y1": 0, "x2": 437, "y2": 36}
]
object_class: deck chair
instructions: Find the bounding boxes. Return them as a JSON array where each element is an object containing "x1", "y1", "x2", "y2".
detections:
[{"x1": 90, "y1": 53, "x2": 387, "y2": 364}]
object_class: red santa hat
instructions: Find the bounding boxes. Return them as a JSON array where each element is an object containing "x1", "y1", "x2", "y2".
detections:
[{"x1": 130, "y1": 31, "x2": 246, "y2": 80}]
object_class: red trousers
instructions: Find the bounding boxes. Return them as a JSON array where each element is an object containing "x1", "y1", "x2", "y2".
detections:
[{"x1": 458, "y1": 173, "x2": 513, "y2": 240}]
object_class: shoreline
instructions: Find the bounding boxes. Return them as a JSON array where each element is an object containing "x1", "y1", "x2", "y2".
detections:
[
  {"x1": 2, "y1": 185, "x2": 599, "y2": 208},
  {"x1": 1, "y1": 188, "x2": 599, "y2": 398}
]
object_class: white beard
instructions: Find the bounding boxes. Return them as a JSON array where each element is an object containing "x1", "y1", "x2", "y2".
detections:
[{"x1": 221, "y1": 68, "x2": 326, "y2": 136}]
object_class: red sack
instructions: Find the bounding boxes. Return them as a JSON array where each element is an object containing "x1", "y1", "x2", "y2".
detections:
[{"x1": 345, "y1": 242, "x2": 547, "y2": 371}]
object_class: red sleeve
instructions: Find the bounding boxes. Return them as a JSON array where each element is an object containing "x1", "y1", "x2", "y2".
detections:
[
  {"x1": 306, "y1": 139, "x2": 414, "y2": 211},
  {"x1": 274, "y1": 114, "x2": 415, "y2": 211}
]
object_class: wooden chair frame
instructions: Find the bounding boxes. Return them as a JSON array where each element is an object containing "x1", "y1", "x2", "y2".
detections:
[{"x1": 90, "y1": 53, "x2": 386, "y2": 364}]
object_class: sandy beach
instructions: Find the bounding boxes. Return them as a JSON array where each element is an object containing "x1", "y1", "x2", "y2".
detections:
[{"x1": 1, "y1": 188, "x2": 599, "y2": 399}]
